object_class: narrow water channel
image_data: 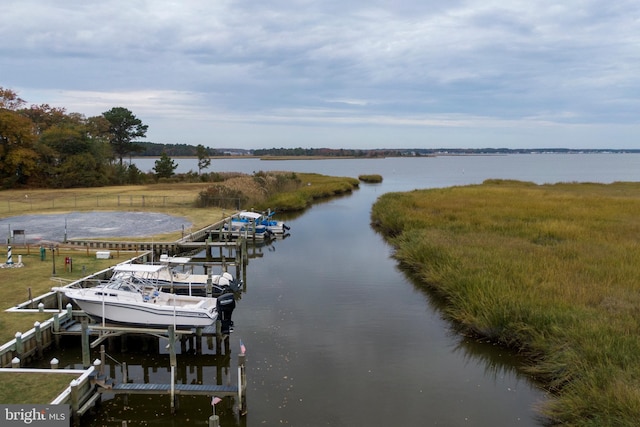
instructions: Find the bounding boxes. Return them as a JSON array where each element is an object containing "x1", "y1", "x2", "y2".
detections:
[{"x1": 73, "y1": 178, "x2": 547, "y2": 426}]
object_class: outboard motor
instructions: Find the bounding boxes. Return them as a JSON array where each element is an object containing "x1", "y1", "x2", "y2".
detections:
[
  {"x1": 216, "y1": 292, "x2": 236, "y2": 334},
  {"x1": 216, "y1": 275, "x2": 230, "y2": 294},
  {"x1": 222, "y1": 272, "x2": 241, "y2": 292}
]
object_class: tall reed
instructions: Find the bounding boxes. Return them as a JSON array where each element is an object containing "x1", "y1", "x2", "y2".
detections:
[{"x1": 371, "y1": 180, "x2": 640, "y2": 425}]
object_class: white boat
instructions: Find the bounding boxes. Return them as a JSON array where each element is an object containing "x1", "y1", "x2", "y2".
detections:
[
  {"x1": 52, "y1": 277, "x2": 234, "y2": 328},
  {"x1": 248, "y1": 209, "x2": 290, "y2": 235},
  {"x1": 232, "y1": 210, "x2": 290, "y2": 236},
  {"x1": 112, "y1": 261, "x2": 240, "y2": 296}
]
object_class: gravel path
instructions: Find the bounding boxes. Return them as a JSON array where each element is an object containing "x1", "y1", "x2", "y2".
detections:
[{"x1": 0, "y1": 211, "x2": 192, "y2": 244}]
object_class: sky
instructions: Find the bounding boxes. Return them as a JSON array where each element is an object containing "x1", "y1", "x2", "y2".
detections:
[{"x1": 2, "y1": 0, "x2": 639, "y2": 150}]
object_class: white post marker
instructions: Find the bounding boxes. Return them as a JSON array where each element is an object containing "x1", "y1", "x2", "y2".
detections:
[{"x1": 210, "y1": 396, "x2": 222, "y2": 427}]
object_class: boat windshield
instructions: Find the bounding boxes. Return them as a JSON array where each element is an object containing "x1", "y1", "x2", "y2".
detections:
[{"x1": 104, "y1": 279, "x2": 144, "y2": 293}]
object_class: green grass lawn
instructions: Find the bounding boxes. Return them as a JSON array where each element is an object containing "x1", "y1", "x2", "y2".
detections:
[
  {"x1": 0, "y1": 249, "x2": 119, "y2": 343},
  {"x1": 0, "y1": 373, "x2": 79, "y2": 404}
]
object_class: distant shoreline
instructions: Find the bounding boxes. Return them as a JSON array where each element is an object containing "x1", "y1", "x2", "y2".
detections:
[{"x1": 132, "y1": 150, "x2": 640, "y2": 161}]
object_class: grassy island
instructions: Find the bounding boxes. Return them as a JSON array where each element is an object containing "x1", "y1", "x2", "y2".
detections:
[
  {"x1": 371, "y1": 179, "x2": 640, "y2": 426},
  {"x1": 358, "y1": 174, "x2": 383, "y2": 183}
]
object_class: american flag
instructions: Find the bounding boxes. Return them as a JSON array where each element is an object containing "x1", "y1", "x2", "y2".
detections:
[
  {"x1": 212, "y1": 397, "x2": 222, "y2": 405},
  {"x1": 240, "y1": 339, "x2": 246, "y2": 354}
]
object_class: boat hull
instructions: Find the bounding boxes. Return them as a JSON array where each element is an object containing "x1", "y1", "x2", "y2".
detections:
[
  {"x1": 223, "y1": 222, "x2": 272, "y2": 240},
  {"x1": 74, "y1": 298, "x2": 216, "y2": 328},
  {"x1": 54, "y1": 285, "x2": 219, "y2": 328}
]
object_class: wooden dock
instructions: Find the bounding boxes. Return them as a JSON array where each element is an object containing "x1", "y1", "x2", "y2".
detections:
[
  {"x1": 0, "y1": 311, "x2": 248, "y2": 424},
  {"x1": 63, "y1": 213, "x2": 265, "y2": 257},
  {"x1": 93, "y1": 346, "x2": 248, "y2": 417},
  {"x1": 109, "y1": 382, "x2": 237, "y2": 396},
  {"x1": 1, "y1": 215, "x2": 253, "y2": 423}
]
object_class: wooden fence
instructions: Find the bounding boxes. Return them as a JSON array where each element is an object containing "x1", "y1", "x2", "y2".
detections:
[{"x1": 0, "y1": 194, "x2": 242, "y2": 216}]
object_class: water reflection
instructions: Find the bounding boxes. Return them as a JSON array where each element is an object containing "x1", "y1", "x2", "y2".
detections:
[
  {"x1": 81, "y1": 334, "x2": 244, "y2": 427},
  {"x1": 400, "y1": 268, "x2": 549, "y2": 411},
  {"x1": 401, "y1": 268, "x2": 534, "y2": 381}
]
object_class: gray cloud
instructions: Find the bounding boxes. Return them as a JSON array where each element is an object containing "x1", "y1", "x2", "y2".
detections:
[{"x1": 2, "y1": 0, "x2": 639, "y2": 148}]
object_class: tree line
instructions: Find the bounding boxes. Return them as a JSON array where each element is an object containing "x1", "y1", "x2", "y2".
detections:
[
  {"x1": 0, "y1": 87, "x2": 213, "y2": 189},
  {"x1": 137, "y1": 141, "x2": 223, "y2": 157},
  {"x1": 252, "y1": 147, "x2": 406, "y2": 157}
]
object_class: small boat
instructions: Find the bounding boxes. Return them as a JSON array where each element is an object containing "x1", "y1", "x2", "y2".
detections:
[
  {"x1": 53, "y1": 277, "x2": 236, "y2": 329},
  {"x1": 246, "y1": 210, "x2": 290, "y2": 235},
  {"x1": 112, "y1": 261, "x2": 241, "y2": 296},
  {"x1": 223, "y1": 211, "x2": 272, "y2": 240},
  {"x1": 234, "y1": 210, "x2": 290, "y2": 236}
]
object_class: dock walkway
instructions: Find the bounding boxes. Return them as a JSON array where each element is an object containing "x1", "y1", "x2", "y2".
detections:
[{"x1": 109, "y1": 382, "x2": 238, "y2": 397}]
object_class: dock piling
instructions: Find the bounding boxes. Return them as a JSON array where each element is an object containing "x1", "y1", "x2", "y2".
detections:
[
  {"x1": 170, "y1": 364, "x2": 176, "y2": 414},
  {"x1": 53, "y1": 314, "x2": 61, "y2": 347},
  {"x1": 14, "y1": 332, "x2": 23, "y2": 359},
  {"x1": 122, "y1": 362, "x2": 128, "y2": 383},
  {"x1": 81, "y1": 318, "x2": 90, "y2": 368},
  {"x1": 34, "y1": 321, "x2": 43, "y2": 359},
  {"x1": 99, "y1": 345, "x2": 106, "y2": 376},
  {"x1": 70, "y1": 379, "x2": 79, "y2": 426},
  {"x1": 238, "y1": 352, "x2": 247, "y2": 415}
]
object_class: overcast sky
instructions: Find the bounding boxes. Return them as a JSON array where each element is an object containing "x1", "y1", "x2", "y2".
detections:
[{"x1": 2, "y1": 1, "x2": 639, "y2": 149}]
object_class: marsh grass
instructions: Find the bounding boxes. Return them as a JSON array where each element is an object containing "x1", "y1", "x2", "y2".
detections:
[
  {"x1": 260, "y1": 173, "x2": 359, "y2": 210},
  {"x1": 371, "y1": 180, "x2": 640, "y2": 425},
  {"x1": 358, "y1": 174, "x2": 383, "y2": 183}
]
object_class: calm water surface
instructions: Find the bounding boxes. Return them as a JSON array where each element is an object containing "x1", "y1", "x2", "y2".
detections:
[
  {"x1": 135, "y1": 153, "x2": 640, "y2": 189},
  {"x1": 78, "y1": 154, "x2": 640, "y2": 426}
]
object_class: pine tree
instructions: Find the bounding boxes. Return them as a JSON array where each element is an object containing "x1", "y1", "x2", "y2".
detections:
[{"x1": 153, "y1": 151, "x2": 177, "y2": 179}]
